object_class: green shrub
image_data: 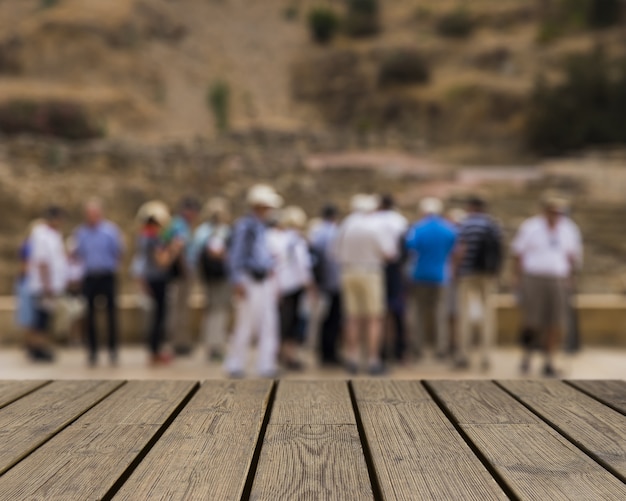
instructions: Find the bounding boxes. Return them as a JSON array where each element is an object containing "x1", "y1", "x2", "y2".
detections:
[
  {"x1": 436, "y1": 9, "x2": 475, "y2": 39},
  {"x1": 40, "y1": 0, "x2": 59, "y2": 9},
  {"x1": 378, "y1": 49, "x2": 430, "y2": 87},
  {"x1": 0, "y1": 100, "x2": 103, "y2": 140},
  {"x1": 207, "y1": 80, "x2": 230, "y2": 133},
  {"x1": 345, "y1": 0, "x2": 380, "y2": 38},
  {"x1": 538, "y1": 0, "x2": 623, "y2": 43},
  {"x1": 308, "y1": 7, "x2": 340, "y2": 44},
  {"x1": 526, "y1": 49, "x2": 626, "y2": 155}
]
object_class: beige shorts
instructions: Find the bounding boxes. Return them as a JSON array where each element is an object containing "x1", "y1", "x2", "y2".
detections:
[
  {"x1": 521, "y1": 274, "x2": 568, "y2": 332},
  {"x1": 341, "y1": 269, "x2": 384, "y2": 318}
]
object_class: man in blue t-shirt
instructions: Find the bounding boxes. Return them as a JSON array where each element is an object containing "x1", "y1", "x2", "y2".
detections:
[{"x1": 405, "y1": 197, "x2": 457, "y2": 360}]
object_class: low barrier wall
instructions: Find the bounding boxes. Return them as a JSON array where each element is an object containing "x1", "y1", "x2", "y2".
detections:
[{"x1": 0, "y1": 294, "x2": 624, "y2": 346}]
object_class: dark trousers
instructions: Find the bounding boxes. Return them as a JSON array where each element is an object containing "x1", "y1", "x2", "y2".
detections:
[
  {"x1": 385, "y1": 262, "x2": 407, "y2": 361},
  {"x1": 319, "y1": 291, "x2": 342, "y2": 364},
  {"x1": 280, "y1": 288, "x2": 304, "y2": 342},
  {"x1": 83, "y1": 273, "x2": 118, "y2": 360},
  {"x1": 147, "y1": 279, "x2": 168, "y2": 356}
]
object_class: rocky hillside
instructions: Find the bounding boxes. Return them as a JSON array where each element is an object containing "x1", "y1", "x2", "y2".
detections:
[{"x1": 0, "y1": 0, "x2": 625, "y2": 159}]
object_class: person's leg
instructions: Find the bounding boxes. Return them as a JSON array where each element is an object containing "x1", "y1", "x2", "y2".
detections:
[
  {"x1": 103, "y1": 274, "x2": 119, "y2": 364},
  {"x1": 413, "y1": 285, "x2": 431, "y2": 359},
  {"x1": 432, "y1": 286, "x2": 447, "y2": 357},
  {"x1": 203, "y1": 281, "x2": 230, "y2": 360},
  {"x1": 340, "y1": 272, "x2": 361, "y2": 371},
  {"x1": 365, "y1": 271, "x2": 385, "y2": 373},
  {"x1": 83, "y1": 276, "x2": 98, "y2": 365},
  {"x1": 320, "y1": 292, "x2": 341, "y2": 364},
  {"x1": 420, "y1": 285, "x2": 439, "y2": 353},
  {"x1": 148, "y1": 280, "x2": 167, "y2": 359},
  {"x1": 256, "y1": 279, "x2": 280, "y2": 377},
  {"x1": 282, "y1": 289, "x2": 304, "y2": 368},
  {"x1": 224, "y1": 280, "x2": 255, "y2": 376},
  {"x1": 479, "y1": 276, "x2": 497, "y2": 371},
  {"x1": 455, "y1": 277, "x2": 472, "y2": 368},
  {"x1": 170, "y1": 276, "x2": 192, "y2": 354},
  {"x1": 543, "y1": 278, "x2": 567, "y2": 376}
]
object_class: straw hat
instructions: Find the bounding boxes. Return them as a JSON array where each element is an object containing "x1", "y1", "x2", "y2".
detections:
[
  {"x1": 281, "y1": 206, "x2": 307, "y2": 230},
  {"x1": 247, "y1": 184, "x2": 283, "y2": 209},
  {"x1": 542, "y1": 192, "x2": 570, "y2": 214},
  {"x1": 420, "y1": 197, "x2": 443, "y2": 215},
  {"x1": 136, "y1": 200, "x2": 171, "y2": 227}
]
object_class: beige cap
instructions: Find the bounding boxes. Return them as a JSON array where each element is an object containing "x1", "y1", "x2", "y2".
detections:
[
  {"x1": 420, "y1": 197, "x2": 443, "y2": 215},
  {"x1": 136, "y1": 200, "x2": 171, "y2": 227},
  {"x1": 542, "y1": 193, "x2": 570, "y2": 213},
  {"x1": 281, "y1": 206, "x2": 307, "y2": 229},
  {"x1": 350, "y1": 194, "x2": 378, "y2": 213},
  {"x1": 202, "y1": 197, "x2": 230, "y2": 221},
  {"x1": 247, "y1": 184, "x2": 283, "y2": 209}
]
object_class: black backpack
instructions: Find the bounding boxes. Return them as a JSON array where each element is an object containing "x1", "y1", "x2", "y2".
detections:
[
  {"x1": 199, "y1": 233, "x2": 230, "y2": 282},
  {"x1": 473, "y1": 224, "x2": 503, "y2": 274}
]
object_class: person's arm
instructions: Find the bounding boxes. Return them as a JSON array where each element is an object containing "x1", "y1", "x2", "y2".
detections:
[{"x1": 227, "y1": 220, "x2": 248, "y2": 298}]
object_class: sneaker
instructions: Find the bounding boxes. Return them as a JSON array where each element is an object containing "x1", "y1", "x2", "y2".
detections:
[
  {"x1": 227, "y1": 370, "x2": 246, "y2": 379},
  {"x1": 28, "y1": 347, "x2": 55, "y2": 363},
  {"x1": 284, "y1": 359, "x2": 305, "y2": 372},
  {"x1": 453, "y1": 358, "x2": 470, "y2": 370},
  {"x1": 367, "y1": 363, "x2": 387, "y2": 376},
  {"x1": 542, "y1": 364, "x2": 562, "y2": 378},
  {"x1": 173, "y1": 345, "x2": 193, "y2": 357},
  {"x1": 344, "y1": 361, "x2": 359, "y2": 375}
]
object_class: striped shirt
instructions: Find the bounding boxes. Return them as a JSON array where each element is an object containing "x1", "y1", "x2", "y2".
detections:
[{"x1": 457, "y1": 213, "x2": 502, "y2": 276}]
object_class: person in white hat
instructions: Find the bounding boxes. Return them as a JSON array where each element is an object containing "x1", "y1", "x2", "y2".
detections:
[
  {"x1": 405, "y1": 197, "x2": 457, "y2": 361},
  {"x1": 512, "y1": 193, "x2": 582, "y2": 377},
  {"x1": 224, "y1": 184, "x2": 284, "y2": 378},
  {"x1": 335, "y1": 194, "x2": 396, "y2": 375}
]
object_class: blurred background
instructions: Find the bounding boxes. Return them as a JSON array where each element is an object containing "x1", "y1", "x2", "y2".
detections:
[{"x1": 0, "y1": 0, "x2": 624, "y2": 376}]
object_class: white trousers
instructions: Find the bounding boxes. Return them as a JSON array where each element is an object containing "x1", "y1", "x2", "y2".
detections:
[{"x1": 224, "y1": 277, "x2": 279, "y2": 376}]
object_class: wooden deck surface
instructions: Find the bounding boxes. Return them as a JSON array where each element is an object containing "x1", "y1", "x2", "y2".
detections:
[{"x1": 0, "y1": 380, "x2": 623, "y2": 500}]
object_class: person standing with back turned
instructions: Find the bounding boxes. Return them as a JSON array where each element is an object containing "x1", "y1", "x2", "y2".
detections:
[
  {"x1": 453, "y1": 196, "x2": 503, "y2": 371},
  {"x1": 74, "y1": 198, "x2": 124, "y2": 367}
]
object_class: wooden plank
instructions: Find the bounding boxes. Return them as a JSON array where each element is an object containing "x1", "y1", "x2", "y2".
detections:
[
  {"x1": 568, "y1": 380, "x2": 626, "y2": 415},
  {"x1": 353, "y1": 380, "x2": 508, "y2": 500},
  {"x1": 113, "y1": 380, "x2": 273, "y2": 501},
  {"x1": 499, "y1": 380, "x2": 626, "y2": 479},
  {"x1": 0, "y1": 380, "x2": 48, "y2": 409},
  {"x1": 427, "y1": 380, "x2": 626, "y2": 500},
  {"x1": 0, "y1": 380, "x2": 196, "y2": 501},
  {"x1": 0, "y1": 380, "x2": 123, "y2": 475},
  {"x1": 250, "y1": 381, "x2": 373, "y2": 500}
]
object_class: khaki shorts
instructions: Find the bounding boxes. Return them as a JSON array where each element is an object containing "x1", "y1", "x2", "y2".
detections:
[
  {"x1": 521, "y1": 274, "x2": 568, "y2": 332},
  {"x1": 341, "y1": 269, "x2": 384, "y2": 318}
]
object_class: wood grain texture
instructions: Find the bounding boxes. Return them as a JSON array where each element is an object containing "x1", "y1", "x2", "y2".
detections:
[
  {"x1": 499, "y1": 380, "x2": 626, "y2": 479},
  {"x1": 568, "y1": 380, "x2": 626, "y2": 415},
  {"x1": 269, "y1": 380, "x2": 356, "y2": 424},
  {"x1": 0, "y1": 380, "x2": 48, "y2": 409},
  {"x1": 251, "y1": 380, "x2": 373, "y2": 500},
  {"x1": 353, "y1": 380, "x2": 507, "y2": 500},
  {"x1": 0, "y1": 380, "x2": 122, "y2": 475},
  {"x1": 113, "y1": 380, "x2": 272, "y2": 501},
  {"x1": 428, "y1": 380, "x2": 626, "y2": 500},
  {"x1": 0, "y1": 380, "x2": 196, "y2": 501}
]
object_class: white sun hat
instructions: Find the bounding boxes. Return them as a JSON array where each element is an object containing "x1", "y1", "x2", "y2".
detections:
[
  {"x1": 350, "y1": 194, "x2": 378, "y2": 213},
  {"x1": 247, "y1": 184, "x2": 284, "y2": 209},
  {"x1": 420, "y1": 197, "x2": 443, "y2": 215}
]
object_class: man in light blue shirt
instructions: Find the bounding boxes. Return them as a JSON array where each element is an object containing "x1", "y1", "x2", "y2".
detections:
[
  {"x1": 224, "y1": 184, "x2": 283, "y2": 378},
  {"x1": 405, "y1": 197, "x2": 457, "y2": 359},
  {"x1": 74, "y1": 199, "x2": 123, "y2": 366}
]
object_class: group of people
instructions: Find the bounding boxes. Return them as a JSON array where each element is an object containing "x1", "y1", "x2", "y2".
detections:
[{"x1": 15, "y1": 182, "x2": 583, "y2": 378}]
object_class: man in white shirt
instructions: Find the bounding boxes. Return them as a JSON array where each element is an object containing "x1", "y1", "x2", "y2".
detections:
[
  {"x1": 27, "y1": 206, "x2": 68, "y2": 362},
  {"x1": 512, "y1": 195, "x2": 582, "y2": 377},
  {"x1": 335, "y1": 194, "x2": 396, "y2": 375}
]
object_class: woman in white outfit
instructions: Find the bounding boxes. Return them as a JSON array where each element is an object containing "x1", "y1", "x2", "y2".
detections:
[{"x1": 269, "y1": 206, "x2": 313, "y2": 371}]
